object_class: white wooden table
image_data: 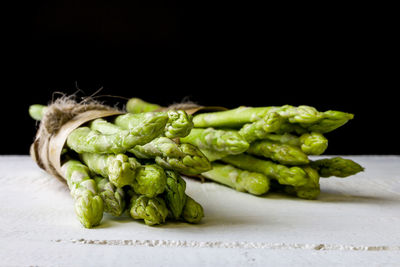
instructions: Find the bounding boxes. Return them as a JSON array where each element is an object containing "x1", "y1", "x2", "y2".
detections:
[{"x1": 1, "y1": 155, "x2": 399, "y2": 266}]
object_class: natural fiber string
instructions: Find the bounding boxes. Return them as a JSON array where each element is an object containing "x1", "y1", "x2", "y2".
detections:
[{"x1": 30, "y1": 95, "x2": 122, "y2": 182}]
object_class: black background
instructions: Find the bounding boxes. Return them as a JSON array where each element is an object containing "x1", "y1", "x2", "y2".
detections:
[{"x1": 2, "y1": 2, "x2": 398, "y2": 155}]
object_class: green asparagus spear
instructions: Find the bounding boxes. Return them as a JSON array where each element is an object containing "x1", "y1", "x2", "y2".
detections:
[
  {"x1": 132, "y1": 164, "x2": 167, "y2": 198},
  {"x1": 164, "y1": 110, "x2": 194, "y2": 138},
  {"x1": 128, "y1": 194, "x2": 169, "y2": 226},
  {"x1": 163, "y1": 170, "x2": 187, "y2": 219},
  {"x1": 298, "y1": 132, "x2": 328, "y2": 155},
  {"x1": 238, "y1": 112, "x2": 285, "y2": 142},
  {"x1": 195, "y1": 148, "x2": 230, "y2": 161},
  {"x1": 193, "y1": 105, "x2": 353, "y2": 133},
  {"x1": 80, "y1": 153, "x2": 140, "y2": 188},
  {"x1": 68, "y1": 112, "x2": 169, "y2": 154},
  {"x1": 193, "y1": 105, "x2": 321, "y2": 128},
  {"x1": 193, "y1": 106, "x2": 270, "y2": 128},
  {"x1": 202, "y1": 162, "x2": 270, "y2": 195},
  {"x1": 221, "y1": 154, "x2": 308, "y2": 187},
  {"x1": 247, "y1": 140, "x2": 309, "y2": 165},
  {"x1": 89, "y1": 118, "x2": 123, "y2": 134},
  {"x1": 29, "y1": 104, "x2": 48, "y2": 121},
  {"x1": 263, "y1": 132, "x2": 328, "y2": 155},
  {"x1": 180, "y1": 128, "x2": 249, "y2": 155},
  {"x1": 284, "y1": 166, "x2": 321, "y2": 200},
  {"x1": 130, "y1": 137, "x2": 211, "y2": 175},
  {"x1": 94, "y1": 176, "x2": 125, "y2": 216},
  {"x1": 61, "y1": 159, "x2": 104, "y2": 228},
  {"x1": 66, "y1": 127, "x2": 135, "y2": 154},
  {"x1": 113, "y1": 111, "x2": 169, "y2": 133},
  {"x1": 303, "y1": 110, "x2": 354, "y2": 133},
  {"x1": 126, "y1": 98, "x2": 161, "y2": 114},
  {"x1": 310, "y1": 157, "x2": 364, "y2": 178},
  {"x1": 181, "y1": 196, "x2": 204, "y2": 224}
]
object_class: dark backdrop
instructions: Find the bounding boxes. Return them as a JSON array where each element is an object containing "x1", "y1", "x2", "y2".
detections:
[{"x1": 2, "y1": 2, "x2": 398, "y2": 155}]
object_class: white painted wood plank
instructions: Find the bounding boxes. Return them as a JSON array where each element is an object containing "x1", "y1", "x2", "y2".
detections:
[{"x1": 0, "y1": 155, "x2": 399, "y2": 266}]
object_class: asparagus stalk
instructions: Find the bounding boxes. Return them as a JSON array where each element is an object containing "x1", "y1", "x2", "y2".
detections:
[
  {"x1": 164, "y1": 110, "x2": 194, "y2": 138},
  {"x1": 202, "y1": 162, "x2": 270, "y2": 195},
  {"x1": 61, "y1": 159, "x2": 104, "y2": 228},
  {"x1": 29, "y1": 104, "x2": 48, "y2": 120},
  {"x1": 67, "y1": 112, "x2": 169, "y2": 154},
  {"x1": 89, "y1": 118, "x2": 123, "y2": 134},
  {"x1": 310, "y1": 157, "x2": 364, "y2": 178},
  {"x1": 284, "y1": 166, "x2": 321, "y2": 200},
  {"x1": 193, "y1": 105, "x2": 353, "y2": 133},
  {"x1": 181, "y1": 196, "x2": 204, "y2": 224},
  {"x1": 194, "y1": 105, "x2": 321, "y2": 128},
  {"x1": 94, "y1": 176, "x2": 125, "y2": 216},
  {"x1": 247, "y1": 140, "x2": 309, "y2": 165},
  {"x1": 130, "y1": 137, "x2": 211, "y2": 175},
  {"x1": 80, "y1": 153, "x2": 140, "y2": 188},
  {"x1": 221, "y1": 154, "x2": 309, "y2": 187},
  {"x1": 304, "y1": 110, "x2": 354, "y2": 133},
  {"x1": 195, "y1": 148, "x2": 230, "y2": 161},
  {"x1": 180, "y1": 128, "x2": 249, "y2": 155},
  {"x1": 263, "y1": 132, "x2": 328, "y2": 155},
  {"x1": 238, "y1": 112, "x2": 285, "y2": 142},
  {"x1": 299, "y1": 132, "x2": 329, "y2": 155},
  {"x1": 163, "y1": 170, "x2": 187, "y2": 220},
  {"x1": 131, "y1": 164, "x2": 167, "y2": 198},
  {"x1": 128, "y1": 194, "x2": 169, "y2": 226},
  {"x1": 114, "y1": 112, "x2": 168, "y2": 130},
  {"x1": 126, "y1": 98, "x2": 161, "y2": 114}
]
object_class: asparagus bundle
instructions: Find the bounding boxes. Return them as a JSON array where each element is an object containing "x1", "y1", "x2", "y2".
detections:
[
  {"x1": 29, "y1": 101, "x2": 208, "y2": 228},
  {"x1": 127, "y1": 99, "x2": 364, "y2": 200}
]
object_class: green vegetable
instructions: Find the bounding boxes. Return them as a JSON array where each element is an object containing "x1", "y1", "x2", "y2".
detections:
[
  {"x1": 163, "y1": 170, "x2": 187, "y2": 219},
  {"x1": 304, "y1": 110, "x2": 354, "y2": 133},
  {"x1": 222, "y1": 154, "x2": 308, "y2": 187},
  {"x1": 202, "y1": 162, "x2": 270, "y2": 195},
  {"x1": 263, "y1": 132, "x2": 328, "y2": 155},
  {"x1": 284, "y1": 166, "x2": 320, "y2": 200},
  {"x1": 247, "y1": 140, "x2": 309, "y2": 165},
  {"x1": 299, "y1": 132, "x2": 328, "y2": 155},
  {"x1": 165, "y1": 110, "x2": 194, "y2": 138},
  {"x1": 193, "y1": 105, "x2": 322, "y2": 128},
  {"x1": 29, "y1": 104, "x2": 48, "y2": 121},
  {"x1": 94, "y1": 176, "x2": 125, "y2": 216},
  {"x1": 195, "y1": 148, "x2": 230, "y2": 161},
  {"x1": 114, "y1": 112, "x2": 168, "y2": 133},
  {"x1": 128, "y1": 194, "x2": 169, "y2": 226},
  {"x1": 61, "y1": 159, "x2": 104, "y2": 228},
  {"x1": 126, "y1": 98, "x2": 161, "y2": 114},
  {"x1": 180, "y1": 128, "x2": 249, "y2": 155},
  {"x1": 193, "y1": 105, "x2": 353, "y2": 133},
  {"x1": 132, "y1": 164, "x2": 167, "y2": 198},
  {"x1": 181, "y1": 196, "x2": 204, "y2": 224},
  {"x1": 130, "y1": 137, "x2": 211, "y2": 175},
  {"x1": 80, "y1": 153, "x2": 140, "y2": 188},
  {"x1": 89, "y1": 118, "x2": 123, "y2": 134},
  {"x1": 66, "y1": 127, "x2": 139, "y2": 154},
  {"x1": 310, "y1": 157, "x2": 364, "y2": 178},
  {"x1": 67, "y1": 112, "x2": 169, "y2": 154},
  {"x1": 238, "y1": 112, "x2": 285, "y2": 142}
]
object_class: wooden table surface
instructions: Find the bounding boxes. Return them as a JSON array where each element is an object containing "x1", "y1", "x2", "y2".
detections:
[{"x1": 1, "y1": 155, "x2": 399, "y2": 266}]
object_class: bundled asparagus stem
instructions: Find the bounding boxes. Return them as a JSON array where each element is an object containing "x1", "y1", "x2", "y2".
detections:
[
  {"x1": 126, "y1": 99, "x2": 364, "y2": 200},
  {"x1": 180, "y1": 128, "x2": 249, "y2": 156},
  {"x1": 94, "y1": 176, "x2": 126, "y2": 216},
  {"x1": 29, "y1": 103, "x2": 206, "y2": 228},
  {"x1": 247, "y1": 140, "x2": 309, "y2": 165},
  {"x1": 61, "y1": 159, "x2": 104, "y2": 228},
  {"x1": 202, "y1": 163, "x2": 270, "y2": 195},
  {"x1": 129, "y1": 137, "x2": 211, "y2": 176}
]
